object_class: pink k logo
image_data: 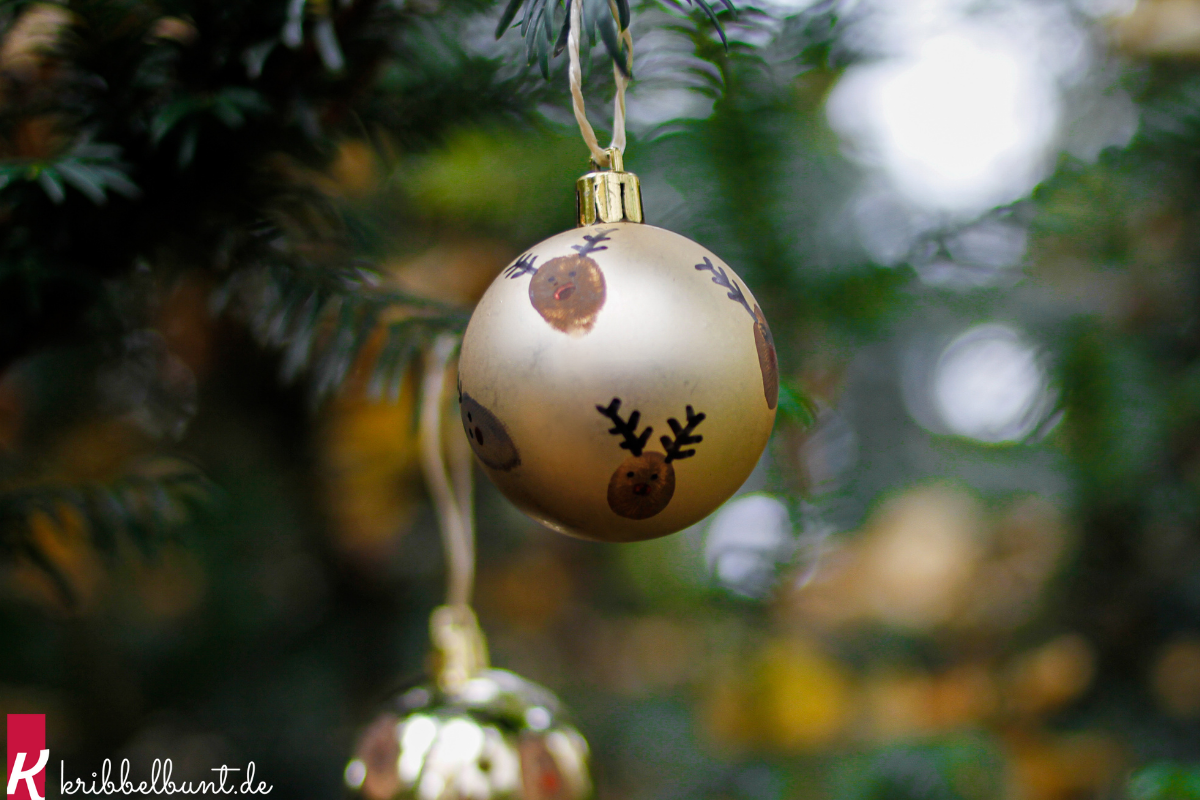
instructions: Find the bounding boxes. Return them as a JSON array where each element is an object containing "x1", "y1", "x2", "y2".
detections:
[{"x1": 6, "y1": 715, "x2": 47, "y2": 800}]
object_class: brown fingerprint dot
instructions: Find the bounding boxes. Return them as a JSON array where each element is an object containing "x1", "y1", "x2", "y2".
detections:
[
  {"x1": 459, "y1": 392, "x2": 521, "y2": 471},
  {"x1": 608, "y1": 452, "x2": 675, "y2": 519},
  {"x1": 529, "y1": 254, "x2": 606, "y2": 335},
  {"x1": 753, "y1": 304, "x2": 779, "y2": 410},
  {"x1": 519, "y1": 736, "x2": 567, "y2": 800},
  {"x1": 353, "y1": 713, "x2": 401, "y2": 800}
]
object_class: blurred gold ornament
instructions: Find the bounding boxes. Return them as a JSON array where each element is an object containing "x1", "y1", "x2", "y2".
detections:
[
  {"x1": 346, "y1": 607, "x2": 592, "y2": 800},
  {"x1": 458, "y1": 150, "x2": 777, "y2": 542}
]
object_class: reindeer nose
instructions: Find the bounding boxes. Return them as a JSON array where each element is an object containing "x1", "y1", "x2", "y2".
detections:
[
  {"x1": 554, "y1": 282, "x2": 575, "y2": 301},
  {"x1": 632, "y1": 482, "x2": 650, "y2": 496}
]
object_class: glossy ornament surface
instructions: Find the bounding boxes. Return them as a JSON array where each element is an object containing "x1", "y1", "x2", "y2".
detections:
[
  {"x1": 459, "y1": 207, "x2": 777, "y2": 542},
  {"x1": 345, "y1": 669, "x2": 591, "y2": 800}
]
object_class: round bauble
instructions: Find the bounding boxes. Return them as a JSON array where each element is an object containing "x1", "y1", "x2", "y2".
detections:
[
  {"x1": 345, "y1": 669, "x2": 591, "y2": 800},
  {"x1": 458, "y1": 221, "x2": 777, "y2": 542}
]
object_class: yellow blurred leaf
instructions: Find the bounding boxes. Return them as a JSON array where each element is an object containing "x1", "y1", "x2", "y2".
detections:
[
  {"x1": 754, "y1": 639, "x2": 851, "y2": 751},
  {"x1": 318, "y1": 367, "x2": 422, "y2": 566}
]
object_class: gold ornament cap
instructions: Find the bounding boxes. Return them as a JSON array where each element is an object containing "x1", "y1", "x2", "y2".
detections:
[{"x1": 575, "y1": 147, "x2": 643, "y2": 226}]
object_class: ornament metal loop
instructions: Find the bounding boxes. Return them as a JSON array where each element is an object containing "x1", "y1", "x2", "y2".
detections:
[{"x1": 576, "y1": 147, "x2": 643, "y2": 227}]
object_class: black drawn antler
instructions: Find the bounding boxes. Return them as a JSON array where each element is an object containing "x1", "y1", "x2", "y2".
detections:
[
  {"x1": 661, "y1": 405, "x2": 706, "y2": 463},
  {"x1": 572, "y1": 228, "x2": 615, "y2": 258},
  {"x1": 504, "y1": 253, "x2": 538, "y2": 279},
  {"x1": 596, "y1": 397, "x2": 652, "y2": 457},
  {"x1": 695, "y1": 257, "x2": 754, "y2": 320}
]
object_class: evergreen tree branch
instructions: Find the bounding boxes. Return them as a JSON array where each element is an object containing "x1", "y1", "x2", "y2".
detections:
[{"x1": 0, "y1": 457, "x2": 215, "y2": 605}]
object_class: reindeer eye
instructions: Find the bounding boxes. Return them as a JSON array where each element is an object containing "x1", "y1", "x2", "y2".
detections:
[
  {"x1": 626, "y1": 471, "x2": 634, "y2": 478},
  {"x1": 569, "y1": 271, "x2": 576, "y2": 277},
  {"x1": 650, "y1": 474, "x2": 658, "y2": 480},
  {"x1": 467, "y1": 413, "x2": 473, "y2": 421}
]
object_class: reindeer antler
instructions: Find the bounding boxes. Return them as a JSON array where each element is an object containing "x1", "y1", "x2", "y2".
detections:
[
  {"x1": 695, "y1": 257, "x2": 754, "y2": 320},
  {"x1": 504, "y1": 253, "x2": 538, "y2": 279},
  {"x1": 572, "y1": 228, "x2": 615, "y2": 258},
  {"x1": 661, "y1": 405, "x2": 706, "y2": 463},
  {"x1": 597, "y1": 398, "x2": 652, "y2": 457}
]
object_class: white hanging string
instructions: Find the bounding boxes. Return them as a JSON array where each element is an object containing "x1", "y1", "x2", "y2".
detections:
[
  {"x1": 418, "y1": 333, "x2": 475, "y2": 609},
  {"x1": 568, "y1": 0, "x2": 633, "y2": 168},
  {"x1": 418, "y1": 2, "x2": 633, "y2": 608}
]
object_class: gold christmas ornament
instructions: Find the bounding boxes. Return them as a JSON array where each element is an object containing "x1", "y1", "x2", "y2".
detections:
[
  {"x1": 346, "y1": 608, "x2": 591, "y2": 800},
  {"x1": 458, "y1": 149, "x2": 777, "y2": 542}
]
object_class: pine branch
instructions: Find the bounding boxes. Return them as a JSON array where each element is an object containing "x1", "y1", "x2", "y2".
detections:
[
  {"x1": 0, "y1": 135, "x2": 139, "y2": 205},
  {"x1": 216, "y1": 249, "x2": 469, "y2": 406},
  {"x1": 495, "y1": 0, "x2": 733, "y2": 77},
  {"x1": 0, "y1": 457, "x2": 216, "y2": 606}
]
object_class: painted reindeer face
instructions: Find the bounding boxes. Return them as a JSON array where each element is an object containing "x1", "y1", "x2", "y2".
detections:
[
  {"x1": 752, "y1": 304, "x2": 778, "y2": 410},
  {"x1": 503, "y1": 228, "x2": 613, "y2": 336},
  {"x1": 597, "y1": 399, "x2": 705, "y2": 520},
  {"x1": 608, "y1": 451, "x2": 674, "y2": 520},
  {"x1": 460, "y1": 391, "x2": 521, "y2": 471},
  {"x1": 528, "y1": 255, "x2": 605, "y2": 334},
  {"x1": 519, "y1": 735, "x2": 576, "y2": 800}
]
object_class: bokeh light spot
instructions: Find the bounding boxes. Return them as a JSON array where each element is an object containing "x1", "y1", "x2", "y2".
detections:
[
  {"x1": 705, "y1": 494, "x2": 794, "y2": 598},
  {"x1": 933, "y1": 324, "x2": 1053, "y2": 443},
  {"x1": 829, "y1": 28, "x2": 1058, "y2": 214}
]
